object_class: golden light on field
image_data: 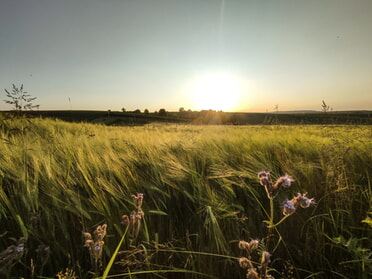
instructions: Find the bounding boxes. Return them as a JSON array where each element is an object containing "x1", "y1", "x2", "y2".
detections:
[{"x1": 190, "y1": 72, "x2": 243, "y2": 111}]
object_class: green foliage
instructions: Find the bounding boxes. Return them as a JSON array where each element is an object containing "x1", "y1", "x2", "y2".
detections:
[
  {"x1": 4, "y1": 84, "x2": 38, "y2": 114},
  {"x1": 0, "y1": 120, "x2": 371, "y2": 278},
  {"x1": 158, "y1": 108, "x2": 167, "y2": 116}
]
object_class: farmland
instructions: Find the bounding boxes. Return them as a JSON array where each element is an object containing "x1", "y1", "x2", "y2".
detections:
[
  {"x1": 25, "y1": 109, "x2": 372, "y2": 125},
  {"x1": 0, "y1": 115, "x2": 371, "y2": 278}
]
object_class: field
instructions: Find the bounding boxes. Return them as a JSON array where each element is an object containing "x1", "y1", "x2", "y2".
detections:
[
  {"x1": 0, "y1": 115, "x2": 371, "y2": 278},
  {"x1": 27, "y1": 110, "x2": 372, "y2": 126}
]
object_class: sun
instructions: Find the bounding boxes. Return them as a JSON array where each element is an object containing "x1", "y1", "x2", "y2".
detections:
[{"x1": 190, "y1": 72, "x2": 242, "y2": 111}]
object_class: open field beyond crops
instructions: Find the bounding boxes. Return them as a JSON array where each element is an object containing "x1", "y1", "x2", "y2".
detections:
[{"x1": 0, "y1": 117, "x2": 371, "y2": 278}]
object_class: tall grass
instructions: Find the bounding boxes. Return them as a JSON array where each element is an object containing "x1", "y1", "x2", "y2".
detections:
[{"x1": 0, "y1": 117, "x2": 371, "y2": 278}]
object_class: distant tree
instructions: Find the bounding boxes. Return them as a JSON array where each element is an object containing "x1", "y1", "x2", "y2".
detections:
[
  {"x1": 4, "y1": 84, "x2": 38, "y2": 114},
  {"x1": 158, "y1": 108, "x2": 167, "y2": 116},
  {"x1": 122, "y1": 107, "x2": 126, "y2": 112},
  {"x1": 321, "y1": 100, "x2": 331, "y2": 113},
  {"x1": 134, "y1": 109, "x2": 141, "y2": 113},
  {"x1": 144, "y1": 109, "x2": 149, "y2": 114},
  {"x1": 179, "y1": 107, "x2": 187, "y2": 118}
]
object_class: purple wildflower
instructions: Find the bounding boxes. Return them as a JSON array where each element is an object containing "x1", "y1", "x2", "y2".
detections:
[{"x1": 283, "y1": 199, "x2": 296, "y2": 215}]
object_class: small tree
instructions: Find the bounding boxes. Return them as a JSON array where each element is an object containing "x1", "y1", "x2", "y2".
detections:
[
  {"x1": 321, "y1": 100, "x2": 331, "y2": 113},
  {"x1": 158, "y1": 108, "x2": 167, "y2": 116},
  {"x1": 4, "y1": 84, "x2": 38, "y2": 114}
]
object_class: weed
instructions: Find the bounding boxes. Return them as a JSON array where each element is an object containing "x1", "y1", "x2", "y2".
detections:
[
  {"x1": 0, "y1": 237, "x2": 27, "y2": 279},
  {"x1": 238, "y1": 172, "x2": 315, "y2": 278},
  {"x1": 83, "y1": 224, "x2": 107, "y2": 275}
]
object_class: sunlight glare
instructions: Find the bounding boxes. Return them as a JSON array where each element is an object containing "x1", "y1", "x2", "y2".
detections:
[{"x1": 190, "y1": 72, "x2": 242, "y2": 111}]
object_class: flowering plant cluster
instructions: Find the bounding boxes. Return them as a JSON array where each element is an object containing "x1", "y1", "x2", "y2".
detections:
[
  {"x1": 83, "y1": 224, "x2": 107, "y2": 273},
  {"x1": 258, "y1": 171, "x2": 315, "y2": 228},
  {"x1": 238, "y1": 239, "x2": 273, "y2": 279},
  {"x1": 121, "y1": 193, "x2": 144, "y2": 241},
  {"x1": 238, "y1": 171, "x2": 315, "y2": 278},
  {"x1": 0, "y1": 237, "x2": 27, "y2": 277},
  {"x1": 282, "y1": 193, "x2": 315, "y2": 216}
]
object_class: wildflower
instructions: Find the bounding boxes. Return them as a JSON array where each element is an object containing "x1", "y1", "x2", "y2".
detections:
[
  {"x1": 94, "y1": 224, "x2": 107, "y2": 241},
  {"x1": 136, "y1": 209, "x2": 144, "y2": 219},
  {"x1": 258, "y1": 171, "x2": 272, "y2": 188},
  {"x1": 261, "y1": 251, "x2": 271, "y2": 267},
  {"x1": 274, "y1": 174, "x2": 295, "y2": 188},
  {"x1": 292, "y1": 193, "x2": 315, "y2": 208},
  {"x1": 239, "y1": 257, "x2": 254, "y2": 269},
  {"x1": 83, "y1": 232, "x2": 92, "y2": 239},
  {"x1": 258, "y1": 171, "x2": 275, "y2": 198},
  {"x1": 94, "y1": 243, "x2": 102, "y2": 251},
  {"x1": 283, "y1": 193, "x2": 315, "y2": 215},
  {"x1": 121, "y1": 215, "x2": 130, "y2": 226},
  {"x1": 238, "y1": 239, "x2": 259, "y2": 255},
  {"x1": 14, "y1": 246, "x2": 24, "y2": 253},
  {"x1": 260, "y1": 251, "x2": 271, "y2": 278},
  {"x1": 282, "y1": 199, "x2": 296, "y2": 215},
  {"x1": 246, "y1": 267, "x2": 259, "y2": 279},
  {"x1": 83, "y1": 224, "x2": 107, "y2": 273},
  {"x1": 56, "y1": 268, "x2": 77, "y2": 279},
  {"x1": 238, "y1": 240, "x2": 249, "y2": 250},
  {"x1": 123, "y1": 193, "x2": 145, "y2": 241},
  {"x1": 298, "y1": 193, "x2": 316, "y2": 208},
  {"x1": 83, "y1": 233, "x2": 93, "y2": 247},
  {"x1": 258, "y1": 171, "x2": 294, "y2": 198},
  {"x1": 131, "y1": 193, "x2": 144, "y2": 210},
  {"x1": 271, "y1": 174, "x2": 294, "y2": 198},
  {"x1": 0, "y1": 237, "x2": 27, "y2": 275}
]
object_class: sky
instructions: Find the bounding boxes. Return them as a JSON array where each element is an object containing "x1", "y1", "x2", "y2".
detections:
[{"x1": 1, "y1": 0, "x2": 371, "y2": 112}]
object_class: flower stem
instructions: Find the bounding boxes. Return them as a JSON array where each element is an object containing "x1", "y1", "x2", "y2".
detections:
[
  {"x1": 265, "y1": 198, "x2": 275, "y2": 251},
  {"x1": 270, "y1": 198, "x2": 274, "y2": 226},
  {"x1": 269, "y1": 213, "x2": 293, "y2": 229}
]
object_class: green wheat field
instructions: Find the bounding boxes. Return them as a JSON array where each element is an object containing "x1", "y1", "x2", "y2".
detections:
[{"x1": 0, "y1": 116, "x2": 371, "y2": 278}]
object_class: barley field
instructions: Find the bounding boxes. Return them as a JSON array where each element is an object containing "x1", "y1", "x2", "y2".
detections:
[{"x1": 0, "y1": 116, "x2": 371, "y2": 278}]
